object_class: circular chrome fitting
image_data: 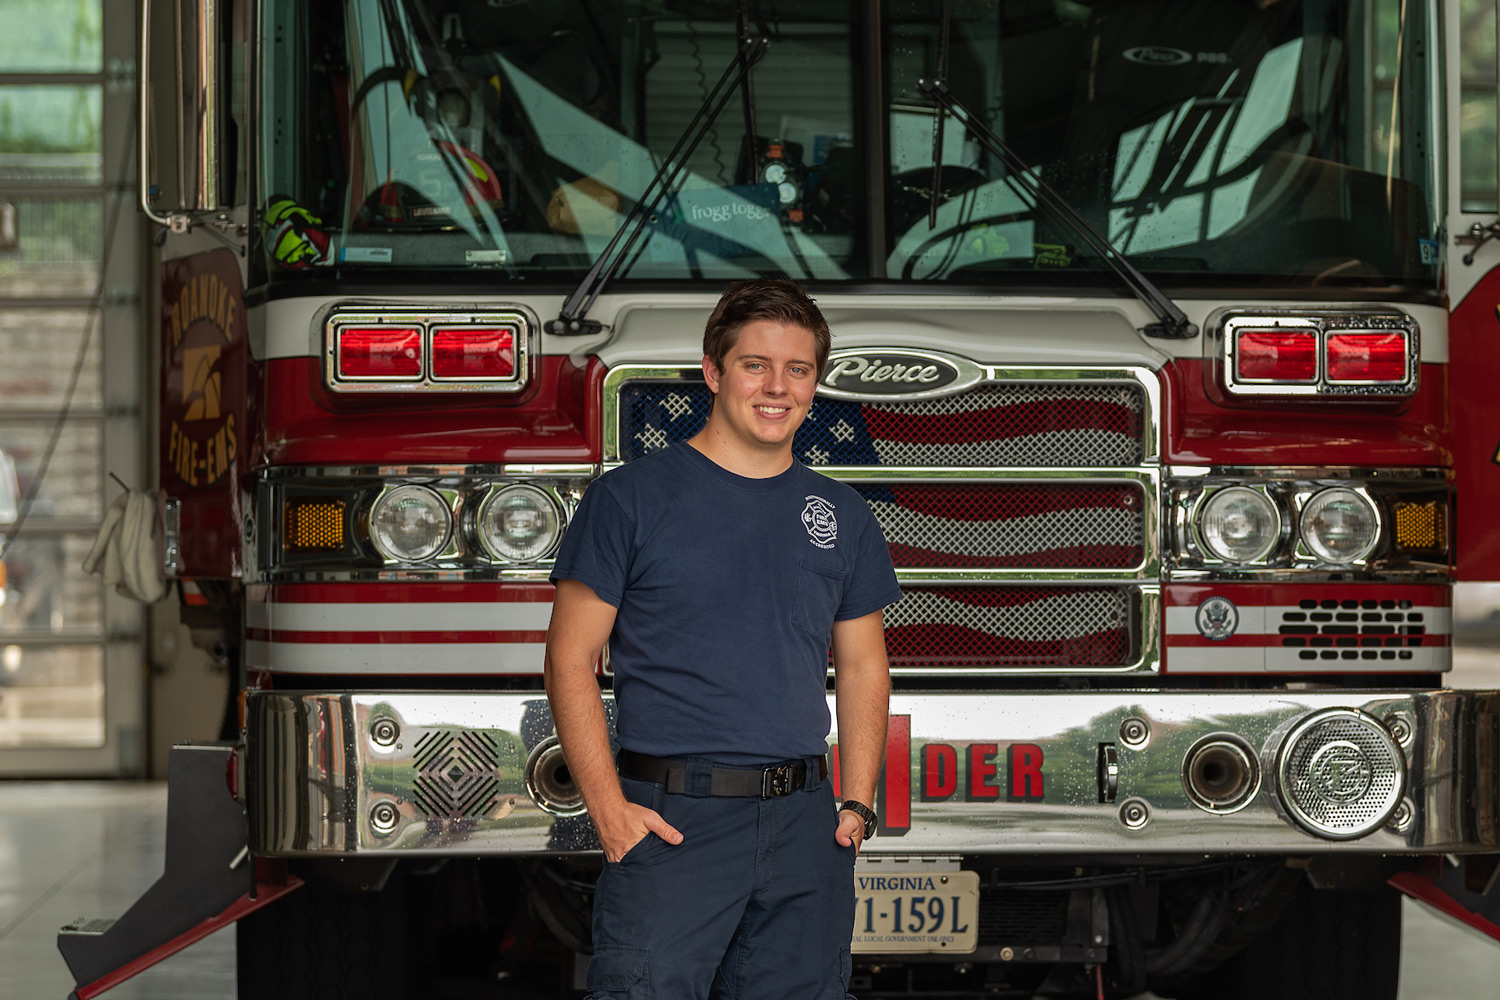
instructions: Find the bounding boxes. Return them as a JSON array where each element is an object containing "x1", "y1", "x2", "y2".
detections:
[
  {"x1": 1118, "y1": 797, "x2": 1151, "y2": 830},
  {"x1": 1182, "y1": 734, "x2": 1260, "y2": 814},
  {"x1": 1276, "y1": 708, "x2": 1405, "y2": 840},
  {"x1": 1119, "y1": 717, "x2": 1150, "y2": 749},
  {"x1": 525, "y1": 736, "x2": 587, "y2": 817},
  {"x1": 370, "y1": 717, "x2": 400, "y2": 748},
  {"x1": 369, "y1": 800, "x2": 400, "y2": 835},
  {"x1": 1388, "y1": 798, "x2": 1415, "y2": 833}
]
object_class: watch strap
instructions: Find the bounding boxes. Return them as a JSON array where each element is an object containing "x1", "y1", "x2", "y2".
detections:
[{"x1": 840, "y1": 799, "x2": 878, "y2": 839}]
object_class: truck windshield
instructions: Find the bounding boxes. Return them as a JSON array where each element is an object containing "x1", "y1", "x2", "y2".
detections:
[
  {"x1": 259, "y1": 0, "x2": 864, "y2": 281},
  {"x1": 260, "y1": 0, "x2": 1440, "y2": 289}
]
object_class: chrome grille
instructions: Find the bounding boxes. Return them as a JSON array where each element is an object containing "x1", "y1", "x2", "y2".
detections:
[
  {"x1": 885, "y1": 587, "x2": 1134, "y2": 668},
  {"x1": 857, "y1": 483, "x2": 1145, "y2": 569},
  {"x1": 616, "y1": 381, "x2": 1146, "y2": 467},
  {"x1": 608, "y1": 366, "x2": 1159, "y2": 674}
]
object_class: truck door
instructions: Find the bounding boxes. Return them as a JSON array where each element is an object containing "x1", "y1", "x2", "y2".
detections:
[
  {"x1": 1451, "y1": 3, "x2": 1500, "y2": 583},
  {"x1": 1397, "y1": 1, "x2": 1500, "y2": 944}
]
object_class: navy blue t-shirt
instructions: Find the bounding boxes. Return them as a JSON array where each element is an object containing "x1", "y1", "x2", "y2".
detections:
[{"x1": 550, "y1": 443, "x2": 902, "y2": 764}]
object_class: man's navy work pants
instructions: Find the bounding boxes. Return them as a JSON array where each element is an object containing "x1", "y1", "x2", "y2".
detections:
[{"x1": 586, "y1": 757, "x2": 857, "y2": 999}]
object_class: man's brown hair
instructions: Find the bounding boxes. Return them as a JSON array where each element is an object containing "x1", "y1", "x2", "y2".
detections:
[{"x1": 702, "y1": 278, "x2": 831, "y2": 378}]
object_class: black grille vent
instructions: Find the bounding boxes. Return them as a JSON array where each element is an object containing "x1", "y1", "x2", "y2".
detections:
[
  {"x1": 412, "y1": 730, "x2": 502, "y2": 820},
  {"x1": 1278, "y1": 598, "x2": 1426, "y2": 663},
  {"x1": 978, "y1": 891, "x2": 1069, "y2": 941}
]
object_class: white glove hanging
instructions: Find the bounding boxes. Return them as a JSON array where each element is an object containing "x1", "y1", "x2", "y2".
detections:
[{"x1": 82, "y1": 489, "x2": 167, "y2": 603}]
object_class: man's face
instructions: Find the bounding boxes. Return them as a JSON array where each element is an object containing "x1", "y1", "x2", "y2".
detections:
[{"x1": 702, "y1": 320, "x2": 819, "y2": 455}]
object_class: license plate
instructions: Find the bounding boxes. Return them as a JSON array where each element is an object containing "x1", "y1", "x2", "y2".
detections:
[{"x1": 851, "y1": 867, "x2": 980, "y2": 954}]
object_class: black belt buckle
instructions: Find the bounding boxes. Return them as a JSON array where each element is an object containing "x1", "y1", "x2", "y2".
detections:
[{"x1": 761, "y1": 763, "x2": 800, "y2": 798}]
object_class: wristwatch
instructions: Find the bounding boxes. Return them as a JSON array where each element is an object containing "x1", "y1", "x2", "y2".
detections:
[{"x1": 840, "y1": 800, "x2": 878, "y2": 840}]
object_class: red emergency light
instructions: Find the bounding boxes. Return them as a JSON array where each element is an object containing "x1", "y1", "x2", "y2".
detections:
[
  {"x1": 431, "y1": 326, "x2": 516, "y2": 380},
  {"x1": 337, "y1": 327, "x2": 422, "y2": 380},
  {"x1": 1326, "y1": 332, "x2": 1409, "y2": 383},
  {"x1": 1234, "y1": 329, "x2": 1317, "y2": 382},
  {"x1": 1219, "y1": 313, "x2": 1418, "y2": 397},
  {"x1": 327, "y1": 310, "x2": 531, "y2": 394}
]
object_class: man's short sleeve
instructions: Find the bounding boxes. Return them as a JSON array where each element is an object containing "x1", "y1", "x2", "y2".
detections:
[
  {"x1": 549, "y1": 481, "x2": 634, "y2": 607},
  {"x1": 835, "y1": 508, "x2": 903, "y2": 621}
]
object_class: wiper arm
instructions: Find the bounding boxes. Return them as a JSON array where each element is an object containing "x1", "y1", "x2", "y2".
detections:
[
  {"x1": 915, "y1": 77, "x2": 1198, "y2": 340},
  {"x1": 547, "y1": 35, "x2": 770, "y2": 336}
]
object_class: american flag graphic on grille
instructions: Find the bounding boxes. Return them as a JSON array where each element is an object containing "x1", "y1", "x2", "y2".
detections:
[
  {"x1": 618, "y1": 381, "x2": 1146, "y2": 467},
  {"x1": 615, "y1": 376, "x2": 1147, "y2": 670},
  {"x1": 886, "y1": 587, "x2": 1133, "y2": 667},
  {"x1": 856, "y1": 483, "x2": 1145, "y2": 569}
]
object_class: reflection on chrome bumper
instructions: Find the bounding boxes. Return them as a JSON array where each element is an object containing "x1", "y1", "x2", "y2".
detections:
[{"x1": 245, "y1": 689, "x2": 1500, "y2": 857}]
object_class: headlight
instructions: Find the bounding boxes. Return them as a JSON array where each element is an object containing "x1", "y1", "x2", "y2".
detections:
[
  {"x1": 1299, "y1": 488, "x2": 1379, "y2": 564},
  {"x1": 1198, "y1": 487, "x2": 1280, "y2": 563},
  {"x1": 369, "y1": 485, "x2": 452, "y2": 562},
  {"x1": 478, "y1": 485, "x2": 563, "y2": 563}
]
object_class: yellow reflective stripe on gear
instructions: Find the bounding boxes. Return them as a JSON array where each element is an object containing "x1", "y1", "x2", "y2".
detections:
[
  {"x1": 265, "y1": 199, "x2": 321, "y2": 229},
  {"x1": 464, "y1": 157, "x2": 489, "y2": 183},
  {"x1": 272, "y1": 227, "x2": 312, "y2": 263},
  {"x1": 264, "y1": 200, "x2": 296, "y2": 227}
]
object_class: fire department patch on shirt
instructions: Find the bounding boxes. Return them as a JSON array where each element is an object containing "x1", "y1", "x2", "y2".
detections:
[
  {"x1": 802, "y1": 495, "x2": 838, "y2": 549},
  {"x1": 1195, "y1": 596, "x2": 1239, "y2": 641}
]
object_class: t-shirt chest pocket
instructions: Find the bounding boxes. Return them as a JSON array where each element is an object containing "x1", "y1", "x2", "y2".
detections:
[{"x1": 791, "y1": 558, "x2": 848, "y2": 638}]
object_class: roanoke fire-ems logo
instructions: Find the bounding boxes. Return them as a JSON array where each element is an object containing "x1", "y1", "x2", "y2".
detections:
[
  {"x1": 163, "y1": 259, "x2": 242, "y2": 488},
  {"x1": 1195, "y1": 596, "x2": 1239, "y2": 641},
  {"x1": 1309, "y1": 741, "x2": 1374, "y2": 804},
  {"x1": 802, "y1": 495, "x2": 838, "y2": 549}
]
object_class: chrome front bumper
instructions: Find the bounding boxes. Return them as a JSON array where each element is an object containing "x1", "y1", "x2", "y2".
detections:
[{"x1": 245, "y1": 689, "x2": 1500, "y2": 857}]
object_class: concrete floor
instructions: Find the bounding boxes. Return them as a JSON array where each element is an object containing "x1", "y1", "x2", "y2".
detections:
[{"x1": 4, "y1": 656, "x2": 1500, "y2": 998}]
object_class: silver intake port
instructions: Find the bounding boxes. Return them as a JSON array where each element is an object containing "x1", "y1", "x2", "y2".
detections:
[
  {"x1": 1182, "y1": 735, "x2": 1260, "y2": 814},
  {"x1": 525, "y1": 736, "x2": 587, "y2": 817}
]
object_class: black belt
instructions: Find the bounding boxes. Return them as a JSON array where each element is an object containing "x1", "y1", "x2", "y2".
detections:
[{"x1": 617, "y1": 748, "x2": 827, "y2": 798}]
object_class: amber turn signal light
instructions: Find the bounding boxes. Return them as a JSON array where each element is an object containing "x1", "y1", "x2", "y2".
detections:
[{"x1": 283, "y1": 498, "x2": 346, "y2": 552}]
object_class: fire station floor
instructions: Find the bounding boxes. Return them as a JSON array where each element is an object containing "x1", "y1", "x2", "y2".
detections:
[{"x1": 4, "y1": 652, "x2": 1500, "y2": 999}]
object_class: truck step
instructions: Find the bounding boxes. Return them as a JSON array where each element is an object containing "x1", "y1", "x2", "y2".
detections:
[{"x1": 59, "y1": 918, "x2": 117, "y2": 938}]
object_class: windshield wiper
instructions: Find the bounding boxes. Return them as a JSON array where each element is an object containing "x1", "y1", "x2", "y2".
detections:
[
  {"x1": 915, "y1": 77, "x2": 1198, "y2": 340},
  {"x1": 546, "y1": 34, "x2": 769, "y2": 336}
]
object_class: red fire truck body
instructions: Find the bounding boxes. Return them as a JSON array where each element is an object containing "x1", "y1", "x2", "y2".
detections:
[{"x1": 58, "y1": 1, "x2": 1500, "y2": 998}]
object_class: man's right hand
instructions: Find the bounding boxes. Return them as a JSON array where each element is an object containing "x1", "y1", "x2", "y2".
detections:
[{"x1": 596, "y1": 801, "x2": 683, "y2": 863}]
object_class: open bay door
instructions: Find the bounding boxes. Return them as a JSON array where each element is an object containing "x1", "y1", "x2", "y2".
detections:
[{"x1": 1404, "y1": 0, "x2": 1500, "y2": 943}]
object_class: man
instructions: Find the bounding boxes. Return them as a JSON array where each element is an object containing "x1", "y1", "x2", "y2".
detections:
[{"x1": 545, "y1": 278, "x2": 901, "y2": 999}]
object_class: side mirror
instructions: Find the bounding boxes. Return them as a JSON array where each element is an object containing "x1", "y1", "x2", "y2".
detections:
[{"x1": 140, "y1": 0, "x2": 227, "y2": 230}]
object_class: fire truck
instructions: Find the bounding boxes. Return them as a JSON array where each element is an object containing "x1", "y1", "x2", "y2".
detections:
[{"x1": 57, "y1": 0, "x2": 1500, "y2": 997}]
